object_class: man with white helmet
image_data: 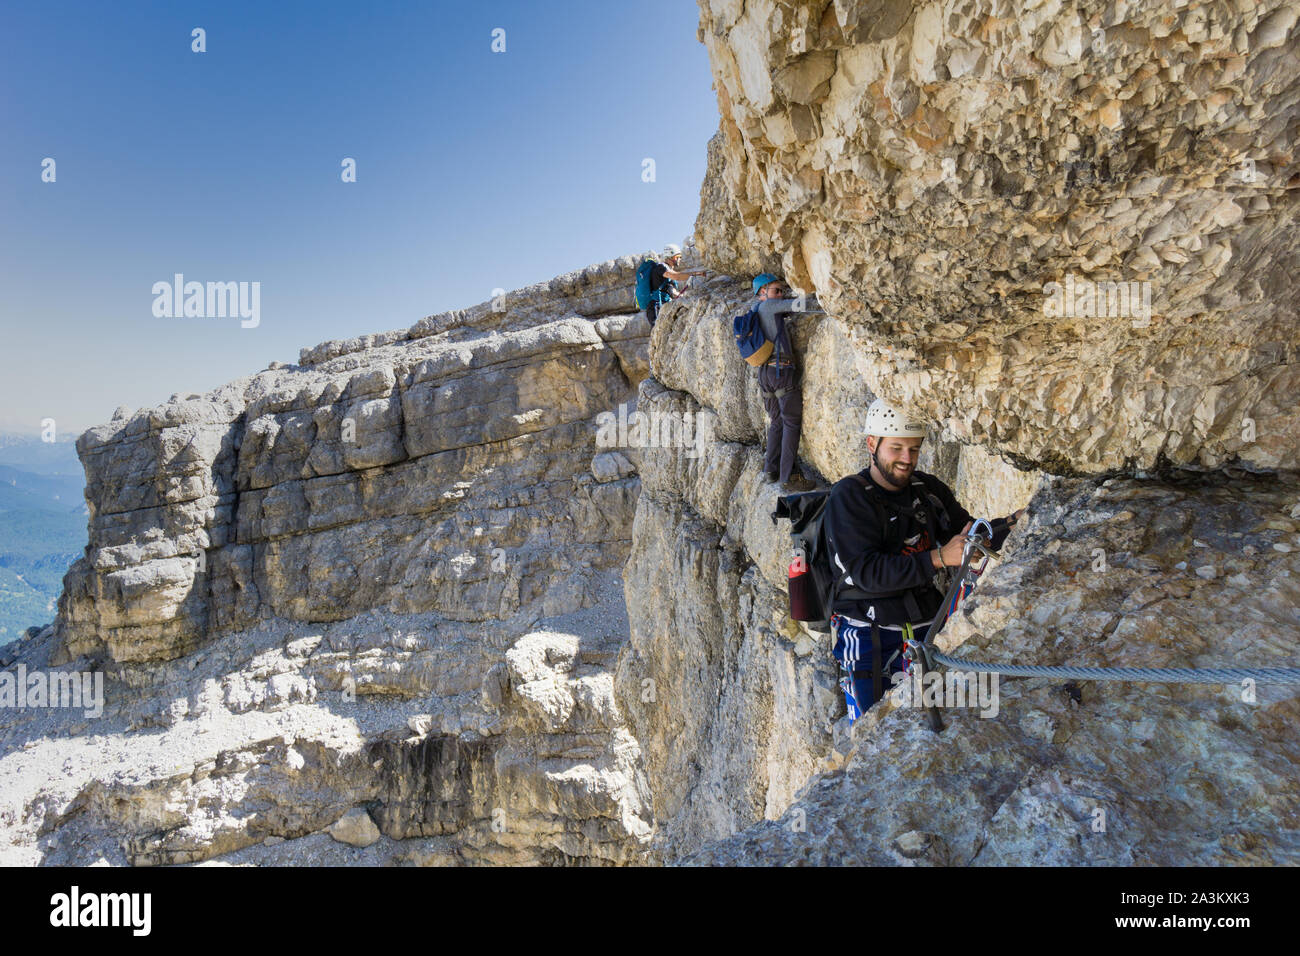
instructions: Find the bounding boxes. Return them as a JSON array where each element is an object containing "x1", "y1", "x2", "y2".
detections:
[
  {"x1": 644, "y1": 243, "x2": 705, "y2": 328},
  {"x1": 821, "y1": 398, "x2": 1021, "y2": 722}
]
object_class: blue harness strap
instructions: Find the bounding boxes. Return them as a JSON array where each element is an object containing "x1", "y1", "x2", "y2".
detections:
[{"x1": 832, "y1": 614, "x2": 921, "y2": 722}]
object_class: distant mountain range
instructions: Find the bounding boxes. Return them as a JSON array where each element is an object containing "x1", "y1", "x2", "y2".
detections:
[{"x1": 0, "y1": 435, "x2": 88, "y2": 643}]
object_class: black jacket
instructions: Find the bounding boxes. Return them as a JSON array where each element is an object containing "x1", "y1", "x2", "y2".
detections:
[
  {"x1": 649, "y1": 263, "x2": 677, "y2": 303},
  {"x1": 822, "y1": 468, "x2": 972, "y2": 626}
]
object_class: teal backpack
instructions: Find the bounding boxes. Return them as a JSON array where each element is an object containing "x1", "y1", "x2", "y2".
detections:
[{"x1": 634, "y1": 259, "x2": 668, "y2": 310}]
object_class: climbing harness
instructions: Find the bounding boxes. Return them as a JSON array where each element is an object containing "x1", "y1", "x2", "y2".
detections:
[
  {"x1": 759, "y1": 362, "x2": 797, "y2": 400},
  {"x1": 897, "y1": 519, "x2": 998, "y2": 732}
]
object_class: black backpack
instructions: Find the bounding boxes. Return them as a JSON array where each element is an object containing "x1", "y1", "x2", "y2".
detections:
[{"x1": 772, "y1": 474, "x2": 947, "y2": 632}]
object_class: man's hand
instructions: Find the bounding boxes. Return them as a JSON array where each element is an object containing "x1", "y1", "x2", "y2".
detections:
[{"x1": 932, "y1": 521, "x2": 973, "y2": 569}]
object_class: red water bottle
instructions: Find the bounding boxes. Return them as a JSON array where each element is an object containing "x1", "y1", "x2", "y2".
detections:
[{"x1": 788, "y1": 548, "x2": 814, "y2": 621}]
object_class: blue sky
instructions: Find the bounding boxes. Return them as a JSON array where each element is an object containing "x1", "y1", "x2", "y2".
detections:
[{"x1": 0, "y1": 0, "x2": 718, "y2": 435}]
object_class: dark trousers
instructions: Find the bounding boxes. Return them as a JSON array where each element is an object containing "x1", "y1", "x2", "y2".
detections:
[
  {"x1": 759, "y1": 363, "x2": 802, "y2": 481},
  {"x1": 646, "y1": 294, "x2": 673, "y2": 328}
]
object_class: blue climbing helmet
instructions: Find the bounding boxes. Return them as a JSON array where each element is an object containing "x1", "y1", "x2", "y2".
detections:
[{"x1": 752, "y1": 273, "x2": 780, "y2": 295}]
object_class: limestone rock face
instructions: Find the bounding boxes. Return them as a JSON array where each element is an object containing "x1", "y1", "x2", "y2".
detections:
[
  {"x1": 694, "y1": 0, "x2": 1300, "y2": 474},
  {"x1": 621, "y1": 285, "x2": 1297, "y2": 864},
  {"x1": 2, "y1": 259, "x2": 656, "y2": 866},
  {"x1": 8, "y1": 0, "x2": 1300, "y2": 871},
  {"x1": 614, "y1": 394, "x2": 841, "y2": 850},
  {"x1": 694, "y1": 129, "x2": 779, "y2": 280},
  {"x1": 646, "y1": 274, "x2": 1038, "y2": 518},
  {"x1": 1, "y1": 583, "x2": 650, "y2": 865},
  {"x1": 682, "y1": 471, "x2": 1300, "y2": 865},
  {"x1": 617, "y1": 287, "x2": 1039, "y2": 854},
  {"x1": 330, "y1": 808, "x2": 381, "y2": 848},
  {"x1": 56, "y1": 258, "x2": 650, "y2": 665}
]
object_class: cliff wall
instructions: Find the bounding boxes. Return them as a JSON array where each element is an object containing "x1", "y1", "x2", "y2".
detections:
[
  {"x1": 694, "y1": 0, "x2": 1300, "y2": 474},
  {"x1": 4, "y1": 0, "x2": 1298, "y2": 867},
  {"x1": 1, "y1": 260, "x2": 658, "y2": 865}
]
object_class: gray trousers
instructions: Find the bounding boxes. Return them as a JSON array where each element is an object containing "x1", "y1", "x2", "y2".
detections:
[{"x1": 759, "y1": 363, "x2": 802, "y2": 481}]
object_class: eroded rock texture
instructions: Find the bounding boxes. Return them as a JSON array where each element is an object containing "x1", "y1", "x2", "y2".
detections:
[
  {"x1": 56, "y1": 259, "x2": 649, "y2": 665},
  {"x1": 615, "y1": 0, "x2": 1300, "y2": 863},
  {"x1": 2, "y1": 592, "x2": 650, "y2": 866},
  {"x1": 1, "y1": 260, "x2": 657, "y2": 865},
  {"x1": 695, "y1": 0, "x2": 1300, "y2": 473},
  {"x1": 6, "y1": 0, "x2": 1299, "y2": 870},
  {"x1": 683, "y1": 471, "x2": 1300, "y2": 865},
  {"x1": 617, "y1": 281, "x2": 1040, "y2": 855}
]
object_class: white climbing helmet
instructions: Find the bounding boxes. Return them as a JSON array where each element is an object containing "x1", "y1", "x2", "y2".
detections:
[
  {"x1": 662, "y1": 243, "x2": 682, "y2": 259},
  {"x1": 863, "y1": 399, "x2": 926, "y2": 438}
]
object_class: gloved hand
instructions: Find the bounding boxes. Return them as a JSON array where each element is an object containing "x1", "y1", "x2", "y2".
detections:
[{"x1": 989, "y1": 508, "x2": 1026, "y2": 550}]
